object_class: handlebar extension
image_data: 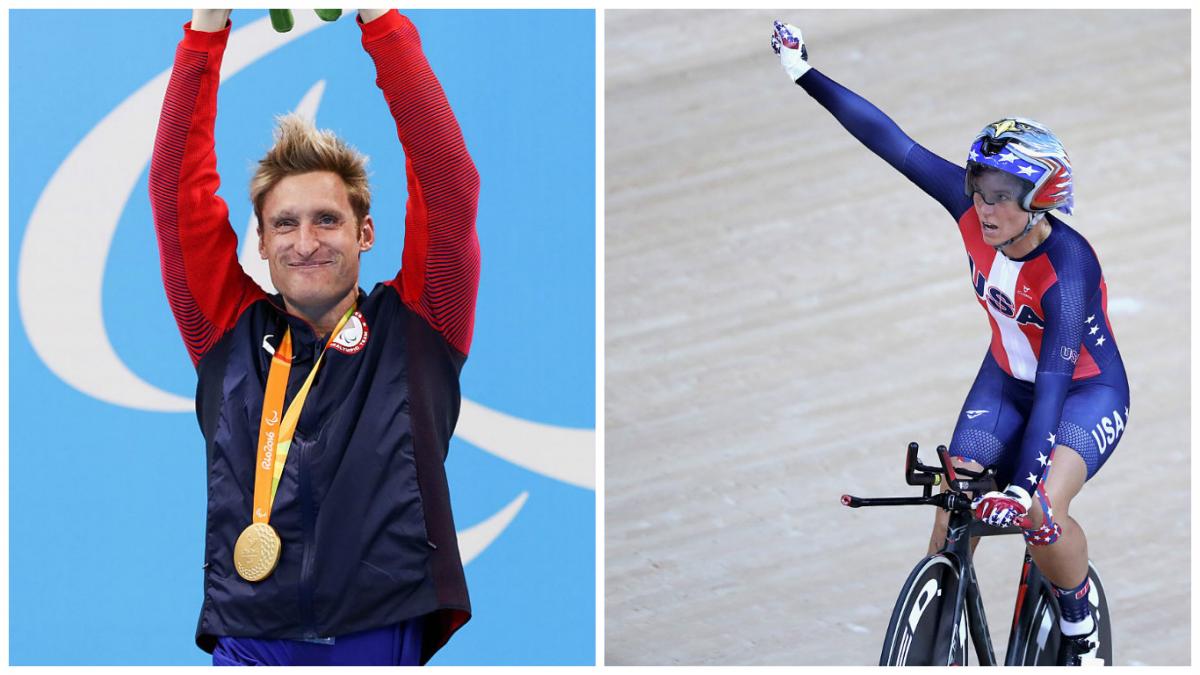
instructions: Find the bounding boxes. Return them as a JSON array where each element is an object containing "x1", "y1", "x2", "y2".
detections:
[{"x1": 842, "y1": 441, "x2": 999, "y2": 511}]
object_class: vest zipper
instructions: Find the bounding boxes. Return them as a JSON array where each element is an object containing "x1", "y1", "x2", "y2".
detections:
[{"x1": 297, "y1": 433, "x2": 318, "y2": 638}]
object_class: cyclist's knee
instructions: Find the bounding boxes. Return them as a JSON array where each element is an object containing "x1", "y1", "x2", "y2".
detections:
[
  {"x1": 1023, "y1": 458, "x2": 1087, "y2": 548},
  {"x1": 1028, "y1": 445, "x2": 1088, "y2": 527}
]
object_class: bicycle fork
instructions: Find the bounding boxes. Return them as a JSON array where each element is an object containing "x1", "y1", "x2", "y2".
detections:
[
  {"x1": 964, "y1": 564, "x2": 999, "y2": 665},
  {"x1": 943, "y1": 521, "x2": 1000, "y2": 666}
]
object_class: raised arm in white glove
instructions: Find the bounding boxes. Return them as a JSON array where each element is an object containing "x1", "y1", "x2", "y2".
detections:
[{"x1": 770, "y1": 20, "x2": 811, "y2": 83}]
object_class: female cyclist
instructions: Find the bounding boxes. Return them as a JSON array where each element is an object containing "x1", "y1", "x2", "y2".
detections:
[{"x1": 770, "y1": 20, "x2": 1129, "y2": 666}]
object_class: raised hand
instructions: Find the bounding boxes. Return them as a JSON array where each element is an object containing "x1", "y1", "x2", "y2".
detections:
[
  {"x1": 770, "y1": 20, "x2": 811, "y2": 83},
  {"x1": 191, "y1": 9, "x2": 231, "y2": 33},
  {"x1": 268, "y1": 9, "x2": 343, "y2": 33},
  {"x1": 358, "y1": 9, "x2": 390, "y2": 24}
]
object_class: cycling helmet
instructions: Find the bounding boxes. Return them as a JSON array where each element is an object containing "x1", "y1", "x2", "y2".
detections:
[{"x1": 965, "y1": 118, "x2": 1074, "y2": 216}]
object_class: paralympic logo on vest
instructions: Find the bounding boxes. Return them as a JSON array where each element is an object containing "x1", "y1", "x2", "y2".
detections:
[{"x1": 16, "y1": 13, "x2": 593, "y2": 565}]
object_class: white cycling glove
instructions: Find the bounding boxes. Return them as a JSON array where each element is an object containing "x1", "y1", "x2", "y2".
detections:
[{"x1": 771, "y1": 20, "x2": 811, "y2": 83}]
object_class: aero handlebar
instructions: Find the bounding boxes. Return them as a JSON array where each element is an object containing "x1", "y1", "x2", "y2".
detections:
[{"x1": 841, "y1": 442, "x2": 1003, "y2": 514}]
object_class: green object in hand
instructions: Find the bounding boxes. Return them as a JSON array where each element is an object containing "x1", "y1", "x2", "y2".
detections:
[
  {"x1": 269, "y1": 9, "x2": 343, "y2": 32},
  {"x1": 269, "y1": 9, "x2": 294, "y2": 32}
]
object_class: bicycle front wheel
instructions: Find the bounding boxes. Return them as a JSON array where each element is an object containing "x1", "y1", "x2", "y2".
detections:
[{"x1": 880, "y1": 554, "x2": 967, "y2": 665}]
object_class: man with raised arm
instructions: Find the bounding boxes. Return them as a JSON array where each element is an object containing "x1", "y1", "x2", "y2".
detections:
[{"x1": 148, "y1": 8, "x2": 480, "y2": 666}]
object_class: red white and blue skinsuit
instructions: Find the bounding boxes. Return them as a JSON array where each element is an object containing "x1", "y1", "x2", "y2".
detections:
[{"x1": 797, "y1": 68, "x2": 1130, "y2": 495}]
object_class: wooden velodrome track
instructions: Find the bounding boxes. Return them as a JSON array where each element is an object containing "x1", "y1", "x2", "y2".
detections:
[{"x1": 604, "y1": 10, "x2": 1189, "y2": 666}]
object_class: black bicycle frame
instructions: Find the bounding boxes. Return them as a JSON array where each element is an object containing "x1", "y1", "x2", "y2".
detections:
[
  {"x1": 944, "y1": 501, "x2": 1024, "y2": 664},
  {"x1": 844, "y1": 442, "x2": 1021, "y2": 665}
]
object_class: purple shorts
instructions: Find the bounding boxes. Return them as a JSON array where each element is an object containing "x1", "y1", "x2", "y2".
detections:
[{"x1": 212, "y1": 618, "x2": 423, "y2": 666}]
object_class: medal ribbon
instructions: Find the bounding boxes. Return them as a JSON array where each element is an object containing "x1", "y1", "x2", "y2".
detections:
[{"x1": 251, "y1": 305, "x2": 355, "y2": 524}]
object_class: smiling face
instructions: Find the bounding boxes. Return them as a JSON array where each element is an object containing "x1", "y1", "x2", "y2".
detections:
[
  {"x1": 258, "y1": 171, "x2": 374, "y2": 327},
  {"x1": 970, "y1": 168, "x2": 1033, "y2": 248}
]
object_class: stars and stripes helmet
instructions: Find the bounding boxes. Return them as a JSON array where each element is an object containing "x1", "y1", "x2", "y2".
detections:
[{"x1": 965, "y1": 118, "x2": 1074, "y2": 215}]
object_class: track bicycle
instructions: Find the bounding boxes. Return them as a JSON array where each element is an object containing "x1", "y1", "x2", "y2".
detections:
[{"x1": 842, "y1": 442, "x2": 1112, "y2": 666}]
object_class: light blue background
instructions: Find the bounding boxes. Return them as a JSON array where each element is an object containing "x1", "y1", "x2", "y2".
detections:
[{"x1": 9, "y1": 9, "x2": 595, "y2": 666}]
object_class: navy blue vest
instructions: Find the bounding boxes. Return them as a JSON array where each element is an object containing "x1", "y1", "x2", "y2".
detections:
[{"x1": 193, "y1": 282, "x2": 469, "y2": 663}]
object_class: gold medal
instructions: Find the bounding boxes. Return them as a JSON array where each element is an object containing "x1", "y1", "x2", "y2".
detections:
[{"x1": 233, "y1": 522, "x2": 282, "y2": 582}]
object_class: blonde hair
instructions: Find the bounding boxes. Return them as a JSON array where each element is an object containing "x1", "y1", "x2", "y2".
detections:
[{"x1": 250, "y1": 113, "x2": 371, "y2": 230}]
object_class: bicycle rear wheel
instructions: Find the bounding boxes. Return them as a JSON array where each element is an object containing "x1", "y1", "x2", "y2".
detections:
[
  {"x1": 880, "y1": 554, "x2": 968, "y2": 665},
  {"x1": 1083, "y1": 562, "x2": 1114, "y2": 665},
  {"x1": 1006, "y1": 557, "x2": 1113, "y2": 665}
]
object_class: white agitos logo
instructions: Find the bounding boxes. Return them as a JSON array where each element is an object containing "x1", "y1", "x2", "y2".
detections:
[{"x1": 17, "y1": 13, "x2": 592, "y2": 565}]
